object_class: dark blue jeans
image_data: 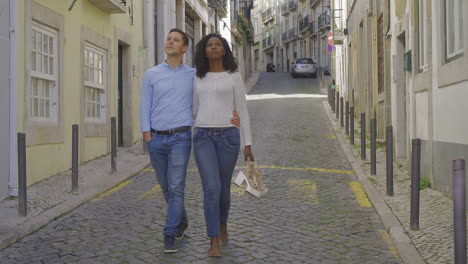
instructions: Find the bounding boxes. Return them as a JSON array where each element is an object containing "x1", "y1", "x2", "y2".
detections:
[
  {"x1": 193, "y1": 127, "x2": 240, "y2": 237},
  {"x1": 147, "y1": 130, "x2": 191, "y2": 237}
]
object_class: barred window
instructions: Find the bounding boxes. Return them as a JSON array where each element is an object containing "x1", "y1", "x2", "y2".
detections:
[
  {"x1": 84, "y1": 44, "x2": 106, "y2": 122},
  {"x1": 31, "y1": 23, "x2": 58, "y2": 122}
]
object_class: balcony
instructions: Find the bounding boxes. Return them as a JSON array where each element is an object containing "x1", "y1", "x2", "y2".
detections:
[
  {"x1": 231, "y1": 13, "x2": 244, "y2": 39},
  {"x1": 334, "y1": 30, "x2": 345, "y2": 45},
  {"x1": 299, "y1": 15, "x2": 310, "y2": 33},
  {"x1": 288, "y1": 0, "x2": 297, "y2": 11},
  {"x1": 262, "y1": 37, "x2": 274, "y2": 50},
  {"x1": 288, "y1": 28, "x2": 297, "y2": 39},
  {"x1": 261, "y1": 8, "x2": 275, "y2": 23},
  {"x1": 87, "y1": 0, "x2": 126, "y2": 13},
  {"x1": 208, "y1": 0, "x2": 228, "y2": 18},
  {"x1": 281, "y1": 3, "x2": 289, "y2": 16},
  {"x1": 310, "y1": 0, "x2": 320, "y2": 8},
  {"x1": 317, "y1": 14, "x2": 331, "y2": 31},
  {"x1": 309, "y1": 21, "x2": 317, "y2": 36}
]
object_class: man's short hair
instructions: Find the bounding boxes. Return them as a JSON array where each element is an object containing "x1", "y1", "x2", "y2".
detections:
[{"x1": 169, "y1": 28, "x2": 189, "y2": 46}]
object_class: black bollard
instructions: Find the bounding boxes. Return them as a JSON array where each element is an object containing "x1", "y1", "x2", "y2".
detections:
[
  {"x1": 17, "y1": 133, "x2": 27, "y2": 217},
  {"x1": 410, "y1": 138, "x2": 421, "y2": 230},
  {"x1": 453, "y1": 159, "x2": 466, "y2": 264},
  {"x1": 111, "y1": 117, "x2": 117, "y2": 173},
  {"x1": 386, "y1": 126, "x2": 393, "y2": 196},
  {"x1": 370, "y1": 119, "x2": 376, "y2": 175},
  {"x1": 336, "y1": 92, "x2": 340, "y2": 119},
  {"x1": 345, "y1": 101, "x2": 349, "y2": 135},
  {"x1": 331, "y1": 88, "x2": 335, "y2": 113},
  {"x1": 360, "y1": 113, "x2": 366, "y2": 160},
  {"x1": 71, "y1": 124, "x2": 79, "y2": 192},
  {"x1": 340, "y1": 98, "x2": 344, "y2": 127},
  {"x1": 350, "y1": 106, "x2": 355, "y2": 145}
]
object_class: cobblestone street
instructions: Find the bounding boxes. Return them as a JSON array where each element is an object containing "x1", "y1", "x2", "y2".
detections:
[{"x1": 0, "y1": 73, "x2": 401, "y2": 263}]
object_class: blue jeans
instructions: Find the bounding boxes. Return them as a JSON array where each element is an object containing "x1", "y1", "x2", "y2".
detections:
[
  {"x1": 193, "y1": 127, "x2": 240, "y2": 237},
  {"x1": 147, "y1": 130, "x2": 191, "y2": 237}
]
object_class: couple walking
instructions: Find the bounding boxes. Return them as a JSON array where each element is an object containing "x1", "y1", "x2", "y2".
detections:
[{"x1": 139, "y1": 28, "x2": 253, "y2": 257}]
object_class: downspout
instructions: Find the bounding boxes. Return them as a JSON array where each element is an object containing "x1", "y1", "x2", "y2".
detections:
[{"x1": 9, "y1": 0, "x2": 17, "y2": 196}]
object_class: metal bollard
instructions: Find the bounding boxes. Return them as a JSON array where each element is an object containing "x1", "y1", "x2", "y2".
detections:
[
  {"x1": 360, "y1": 113, "x2": 366, "y2": 160},
  {"x1": 386, "y1": 126, "x2": 393, "y2": 196},
  {"x1": 111, "y1": 117, "x2": 117, "y2": 173},
  {"x1": 331, "y1": 88, "x2": 335, "y2": 113},
  {"x1": 410, "y1": 138, "x2": 421, "y2": 230},
  {"x1": 71, "y1": 124, "x2": 79, "y2": 192},
  {"x1": 453, "y1": 159, "x2": 466, "y2": 264},
  {"x1": 345, "y1": 101, "x2": 349, "y2": 135},
  {"x1": 350, "y1": 106, "x2": 354, "y2": 145},
  {"x1": 336, "y1": 92, "x2": 340, "y2": 119},
  {"x1": 340, "y1": 98, "x2": 344, "y2": 127},
  {"x1": 17, "y1": 133, "x2": 27, "y2": 217},
  {"x1": 370, "y1": 119, "x2": 376, "y2": 175}
]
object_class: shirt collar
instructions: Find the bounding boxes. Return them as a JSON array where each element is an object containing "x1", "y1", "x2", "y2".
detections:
[{"x1": 163, "y1": 61, "x2": 185, "y2": 71}]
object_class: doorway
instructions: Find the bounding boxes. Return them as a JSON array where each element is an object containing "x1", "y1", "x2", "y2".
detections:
[
  {"x1": 117, "y1": 43, "x2": 132, "y2": 147},
  {"x1": 395, "y1": 33, "x2": 408, "y2": 159}
]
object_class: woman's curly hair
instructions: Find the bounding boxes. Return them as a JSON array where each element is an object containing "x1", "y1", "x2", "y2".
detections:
[{"x1": 194, "y1": 33, "x2": 238, "y2": 78}]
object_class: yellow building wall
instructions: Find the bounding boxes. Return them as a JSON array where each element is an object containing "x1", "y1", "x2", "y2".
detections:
[{"x1": 19, "y1": 0, "x2": 145, "y2": 185}]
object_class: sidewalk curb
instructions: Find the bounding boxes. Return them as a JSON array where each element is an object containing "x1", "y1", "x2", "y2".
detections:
[
  {"x1": 322, "y1": 101, "x2": 425, "y2": 264},
  {"x1": 245, "y1": 72, "x2": 260, "y2": 94},
  {"x1": 0, "y1": 157, "x2": 149, "y2": 251}
]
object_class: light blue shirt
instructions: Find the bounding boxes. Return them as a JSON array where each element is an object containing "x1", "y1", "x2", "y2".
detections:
[{"x1": 139, "y1": 62, "x2": 196, "y2": 132}]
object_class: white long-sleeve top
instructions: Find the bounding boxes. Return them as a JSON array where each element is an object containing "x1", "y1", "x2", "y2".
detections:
[{"x1": 193, "y1": 71, "x2": 252, "y2": 147}]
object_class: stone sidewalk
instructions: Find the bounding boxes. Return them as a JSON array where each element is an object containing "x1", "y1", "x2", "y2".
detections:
[
  {"x1": 323, "y1": 101, "x2": 455, "y2": 264},
  {"x1": 0, "y1": 72, "x2": 261, "y2": 252}
]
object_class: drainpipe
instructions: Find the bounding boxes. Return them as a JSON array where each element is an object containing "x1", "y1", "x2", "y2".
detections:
[{"x1": 9, "y1": 0, "x2": 18, "y2": 196}]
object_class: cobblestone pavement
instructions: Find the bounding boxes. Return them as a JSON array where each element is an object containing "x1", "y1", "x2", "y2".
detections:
[
  {"x1": 330, "y1": 111, "x2": 454, "y2": 264},
  {"x1": 0, "y1": 73, "x2": 401, "y2": 263}
]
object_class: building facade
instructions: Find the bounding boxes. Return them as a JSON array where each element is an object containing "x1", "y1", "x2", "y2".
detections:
[
  {"x1": 251, "y1": 0, "x2": 332, "y2": 75},
  {"x1": 1, "y1": 0, "x2": 225, "y2": 200},
  {"x1": 336, "y1": 0, "x2": 468, "y2": 199}
]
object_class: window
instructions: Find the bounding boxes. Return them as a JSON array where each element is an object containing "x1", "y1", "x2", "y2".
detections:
[
  {"x1": 445, "y1": 0, "x2": 463, "y2": 60},
  {"x1": 253, "y1": 19, "x2": 258, "y2": 34},
  {"x1": 31, "y1": 22, "x2": 58, "y2": 122},
  {"x1": 419, "y1": 0, "x2": 428, "y2": 69},
  {"x1": 84, "y1": 44, "x2": 107, "y2": 122}
]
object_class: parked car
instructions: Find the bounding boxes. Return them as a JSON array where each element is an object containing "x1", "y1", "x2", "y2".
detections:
[{"x1": 291, "y1": 58, "x2": 317, "y2": 78}]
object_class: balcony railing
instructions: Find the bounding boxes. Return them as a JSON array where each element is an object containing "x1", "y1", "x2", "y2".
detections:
[
  {"x1": 288, "y1": 0, "x2": 297, "y2": 11},
  {"x1": 310, "y1": 0, "x2": 320, "y2": 8},
  {"x1": 288, "y1": 27, "x2": 296, "y2": 39},
  {"x1": 281, "y1": 3, "x2": 289, "y2": 16},
  {"x1": 208, "y1": 0, "x2": 228, "y2": 18},
  {"x1": 87, "y1": 0, "x2": 126, "y2": 13},
  {"x1": 299, "y1": 15, "x2": 310, "y2": 33},
  {"x1": 261, "y1": 7, "x2": 275, "y2": 23},
  {"x1": 317, "y1": 14, "x2": 331, "y2": 31},
  {"x1": 309, "y1": 21, "x2": 317, "y2": 35}
]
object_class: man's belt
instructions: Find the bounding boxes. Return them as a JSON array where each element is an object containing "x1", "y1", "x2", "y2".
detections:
[{"x1": 151, "y1": 126, "x2": 191, "y2": 135}]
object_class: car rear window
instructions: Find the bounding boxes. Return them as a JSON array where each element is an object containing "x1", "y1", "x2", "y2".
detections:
[{"x1": 296, "y1": 59, "x2": 314, "y2": 64}]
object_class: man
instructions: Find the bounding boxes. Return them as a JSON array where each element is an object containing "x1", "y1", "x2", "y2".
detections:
[{"x1": 139, "y1": 29, "x2": 238, "y2": 253}]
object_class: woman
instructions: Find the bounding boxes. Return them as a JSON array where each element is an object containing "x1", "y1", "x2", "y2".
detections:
[{"x1": 193, "y1": 33, "x2": 254, "y2": 257}]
